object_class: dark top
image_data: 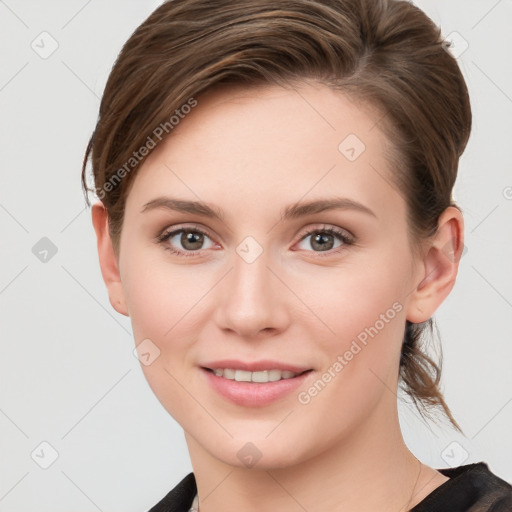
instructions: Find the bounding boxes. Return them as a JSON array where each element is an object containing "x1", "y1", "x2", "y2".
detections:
[{"x1": 148, "y1": 461, "x2": 512, "y2": 512}]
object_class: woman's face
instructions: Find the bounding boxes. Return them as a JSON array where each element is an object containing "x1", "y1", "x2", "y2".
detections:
[{"x1": 115, "y1": 82, "x2": 426, "y2": 468}]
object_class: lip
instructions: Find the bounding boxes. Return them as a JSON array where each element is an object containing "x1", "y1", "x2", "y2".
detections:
[
  {"x1": 200, "y1": 363, "x2": 314, "y2": 407},
  {"x1": 201, "y1": 359, "x2": 312, "y2": 373}
]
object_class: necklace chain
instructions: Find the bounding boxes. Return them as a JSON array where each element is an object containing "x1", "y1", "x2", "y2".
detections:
[{"x1": 405, "y1": 457, "x2": 423, "y2": 511}]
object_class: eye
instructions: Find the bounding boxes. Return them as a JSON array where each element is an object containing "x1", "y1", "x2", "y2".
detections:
[
  {"x1": 156, "y1": 226, "x2": 218, "y2": 257},
  {"x1": 295, "y1": 225, "x2": 354, "y2": 255},
  {"x1": 156, "y1": 224, "x2": 355, "y2": 258}
]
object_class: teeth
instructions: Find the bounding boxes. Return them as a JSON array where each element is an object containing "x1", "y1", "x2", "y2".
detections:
[
  {"x1": 252, "y1": 370, "x2": 271, "y2": 383},
  {"x1": 211, "y1": 368, "x2": 301, "y2": 382},
  {"x1": 235, "y1": 370, "x2": 252, "y2": 382},
  {"x1": 222, "y1": 368, "x2": 235, "y2": 379},
  {"x1": 268, "y1": 369, "x2": 282, "y2": 381}
]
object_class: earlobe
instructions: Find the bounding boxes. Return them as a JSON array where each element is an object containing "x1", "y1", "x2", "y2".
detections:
[
  {"x1": 406, "y1": 206, "x2": 464, "y2": 324},
  {"x1": 91, "y1": 201, "x2": 129, "y2": 317}
]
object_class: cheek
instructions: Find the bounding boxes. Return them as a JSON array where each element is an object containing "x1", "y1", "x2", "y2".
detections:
[
  {"x1": 121, "y1": 254, "x2": 214, "y2": 402},
  {"x1": 302, "y1": 256, "x2": 407, "y2": 404},
  {"x1": 122, "y1": 251, "x2": 208, "y2": 343},
  {"x1": 291, "y1": 278, "x2": 406, "y2": 450},
  {"x1": 122, "y1": 258, "x2": 204, "y2": 418},
  {"x1": 304, "y1": 260, "x2": 406, "y2": 350}
]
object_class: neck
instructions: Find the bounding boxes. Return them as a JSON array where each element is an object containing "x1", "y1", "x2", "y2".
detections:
[{"x1": 185, "y1": 394, "x2": 441, "y2": 512}]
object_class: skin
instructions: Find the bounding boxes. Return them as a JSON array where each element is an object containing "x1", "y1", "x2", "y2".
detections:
[{"x1": 92, "y1": 81, "x2": 464, "y2": 511}]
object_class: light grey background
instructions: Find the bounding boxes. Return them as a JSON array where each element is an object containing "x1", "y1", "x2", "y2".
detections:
[{"x1": 0, "y1": 1, "x2": 511, "y2": 511}]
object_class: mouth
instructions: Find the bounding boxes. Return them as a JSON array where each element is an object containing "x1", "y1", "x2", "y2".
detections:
[
  {"x1": 202, "y1": 367, "x2": 313, "y2": 383},
  {"x1": 199, "y1": 361, "x2": 315, "y2": 407}
]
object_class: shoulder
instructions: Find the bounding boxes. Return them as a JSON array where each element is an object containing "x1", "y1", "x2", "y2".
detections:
[
  {"x1": 145, "y1": 464, "x2": 512, "y2": 512},
  {"x1": 412, "y1": 461, "x2": 512, "y2": 512},
  {"x1": 145, "y1": 472, "x2": 196, "y2": 512}
]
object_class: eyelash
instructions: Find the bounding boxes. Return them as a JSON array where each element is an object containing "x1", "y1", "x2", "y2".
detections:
[{"x1": 155, "y1": 225, "x2": 354, "y2": 258}]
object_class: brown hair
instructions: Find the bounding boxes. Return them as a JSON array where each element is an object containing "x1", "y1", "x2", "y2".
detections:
[{"x1": 82, "y1": 0, "x2": 471, "y2": 433}]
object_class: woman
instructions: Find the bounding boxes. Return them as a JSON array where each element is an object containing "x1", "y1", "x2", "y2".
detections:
[{"x1": 81, "y1": 0, "x2": 512, "y2": 510}]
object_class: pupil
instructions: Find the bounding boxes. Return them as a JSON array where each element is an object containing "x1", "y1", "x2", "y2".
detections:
[{"x1": 183, "y1": 231, "x2": 203, "y2": 250}]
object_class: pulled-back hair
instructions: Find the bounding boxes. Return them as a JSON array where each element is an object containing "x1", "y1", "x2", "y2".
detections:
[{"x1": 82, "y1": 0, "x2": 471, "y2": 433}]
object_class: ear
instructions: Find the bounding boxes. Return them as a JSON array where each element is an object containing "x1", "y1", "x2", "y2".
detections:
[
  {"x1": 406, "y1": 206, "x2": 465, "y2": 323},
  {"x1": 91, "y1": 200, "x2": 129, "y2": 317}
]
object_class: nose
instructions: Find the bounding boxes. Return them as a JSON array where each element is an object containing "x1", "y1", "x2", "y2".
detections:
[{"x1": 214, "y1": 245, "x2": 290, "y2": 339}]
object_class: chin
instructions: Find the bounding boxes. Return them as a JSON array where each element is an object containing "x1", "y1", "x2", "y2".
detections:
[{"x1": 199, "y1": 432, "x2": 312, "y2": 471}]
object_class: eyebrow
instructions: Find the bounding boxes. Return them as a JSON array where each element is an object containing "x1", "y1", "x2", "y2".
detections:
[{"x1": 140, "y1": 196, "x2": 377, "y2": 221}]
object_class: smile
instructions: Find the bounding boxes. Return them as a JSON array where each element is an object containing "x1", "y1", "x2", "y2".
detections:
[
  {"x1": 201, "y1": 365, "x2": 314, "y2": 407},
  {"x1": 206, "y1": 368, "x2": 307, "y2": 383}
]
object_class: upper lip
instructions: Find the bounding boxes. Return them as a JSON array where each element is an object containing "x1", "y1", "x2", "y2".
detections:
[{"x1": 201, "y1": 359, "x2": 312, "y2": 373}]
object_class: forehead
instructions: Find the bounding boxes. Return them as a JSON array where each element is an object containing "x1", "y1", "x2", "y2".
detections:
[{"x1": 125, "y1": 81, "x2": 402, "y2": 225}]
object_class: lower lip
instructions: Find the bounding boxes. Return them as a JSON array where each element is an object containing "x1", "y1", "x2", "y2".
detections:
[{"x1": 201, "y1": 368, "x2": 313, "y2": 407}]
